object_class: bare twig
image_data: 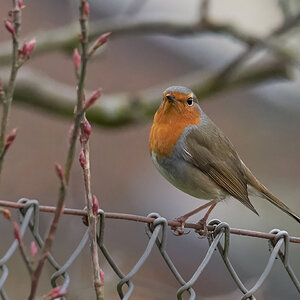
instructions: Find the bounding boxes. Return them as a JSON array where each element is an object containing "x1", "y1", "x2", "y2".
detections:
[
  {"x1": 80, "y1": 118, "x2": 104, "y2": 299},
  {"x1": 1, "y1": 14, "x2": 298, "y2": 66},
  {"x1": 0, "y1": 56, "x2": 287, "y2": 127},
  {"x1": 0, "y1": 0, "x2": 21, "y2": 174},
  {"x1": 28, "y1": 1, "x2": 91, "y2": 298},
  {"x1": 13, "y1": 222, "x2": 33, "y2": 276},
  {"x1": 1, "y1": 200, "x2": 300, "y2": 243},
  {"x1": 28, "y1": 164, "x2": 66, "y2": 300},
  {"x1": 213, "y1": 9, "x2": 300, "y2": 86},
  {"x1": 0, "y1": 19, "x2": 256, "y2": 65}
]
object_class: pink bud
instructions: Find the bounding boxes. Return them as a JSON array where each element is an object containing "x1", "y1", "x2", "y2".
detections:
[
  {"x1": 83, "y1": 119, "x2": 91, "y2": 138},
  {"x1": 92, "y1": 195, "x2": 99, "y2": 215},
  {"x1": 96, "y1": 32, "x2": 111, "y2": 47},
  {"x1": 31, "y1": 241, "x2": 38, "y2": 257},
  {"x1": 85, "y1": 88, "x2": 102, "y2": 110},
  {"x1": 19, "y1": 38, "x2": 36, "y2": 57},
  {"x1": 27, "y1": 38, "x2": 36, "y2": 53},
  {"x1": 73, "y1": 48, "x2": 81, "y2": 69},
  {"x1": 79, "y1": 150, "x2": 86, "y2": 167},
  {"x1": 84, "y1": 2, "x2": 90, "y2": 17},
  {"x1": 4, "y1": 128, "x2": 17, "y2": 152},
  {"x1": 1, "y1": 208, "x2": 11, "y2": 220},
  {"x1": 18, "y1": 0, "x2": 25, "y2": 9},
  {"x1": 100, "y1": 268, "x2": 104, "y2": 282},
  {"x1": 55, "y1": 162, "x2": 64, "y2": 181},
  {"x1": 4, "y1": 20, "x2": 14, "y2": 35},
  {"x1": 45, "y1": 286, "x2": 67, "y2": 300},
  {"x1": 14, "y1": 222, "x2": 22, "y2": 243}
]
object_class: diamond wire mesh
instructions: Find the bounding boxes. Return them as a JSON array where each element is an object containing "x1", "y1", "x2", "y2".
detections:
[{"x1": 0, "y1": 198, "x2": 299, "y2": 300}]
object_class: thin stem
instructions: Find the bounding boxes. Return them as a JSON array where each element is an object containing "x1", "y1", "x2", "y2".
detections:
[
  {"x1": 28, "y1": 1, "x2": 90, "y2": 298},
  {"x1": 18, "y1": 240, "x2": 33, "y2": 276},
  {"x1": 64, "y1": 0, "x2": 88, "y2": 184},
  {"x1": 0, "y1": 0, "x2": 21, "y2": 174},
  {"x1": 80, "y1": 119, "x2": 104, "y2": 299},
  {"x1": 28, "y1": 180, "x2": 66, "y2": 300}
]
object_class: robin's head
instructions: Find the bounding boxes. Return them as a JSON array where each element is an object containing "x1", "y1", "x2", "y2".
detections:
[
  {"x1": 149, "y1": 86, "x2": 201, "y2": 157},
  {"x1": 161, "y1": 86, "x2": 200, "y2": 115}
]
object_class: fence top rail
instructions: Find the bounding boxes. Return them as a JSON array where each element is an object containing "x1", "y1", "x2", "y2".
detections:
[{"x1": 0, "y1": 199, "x2": 300, "y2": 244}]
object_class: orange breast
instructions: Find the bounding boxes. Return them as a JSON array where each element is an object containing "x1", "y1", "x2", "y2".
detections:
[{"x1": 149, "y1": 103, "x2": 200, "y2": 158}]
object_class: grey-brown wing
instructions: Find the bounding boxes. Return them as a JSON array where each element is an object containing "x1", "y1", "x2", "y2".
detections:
[{"x1": 182, "y1": 123, "x2": 258, "y2": 214}]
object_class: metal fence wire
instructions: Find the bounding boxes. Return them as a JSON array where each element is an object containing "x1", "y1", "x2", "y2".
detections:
[{"x1": 0, "y1": 198, "x2": 300, "y2": 300}]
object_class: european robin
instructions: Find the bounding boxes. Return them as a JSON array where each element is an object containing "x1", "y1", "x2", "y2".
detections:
[{"x1": 149, "y1": 86, "x2": 300, "y2": 234}]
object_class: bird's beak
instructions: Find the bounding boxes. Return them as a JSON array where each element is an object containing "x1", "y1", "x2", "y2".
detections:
[{"x1": 165, "y1": 94, "x2": 176, "y2": 103}]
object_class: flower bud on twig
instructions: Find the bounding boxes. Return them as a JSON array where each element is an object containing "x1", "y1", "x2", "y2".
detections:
[
  {"x1": 88, "y1": 32, "x2": 111, "y2": 57},
  {"x1": 83, "y1": 119, "x2": 91, "y2": 138},
  {"x1": 18, "y1": 0, "x2": 25, "y2": 9},
  {"x1": 92, "y1": 195, "x2": 99, "y2": 215},
  {"x1": 44, "y1": 286, "x2": 67, "y2": 300},
  {"x1": 84, "y1": 88, "x2": 102, "y2": 110},
  {"x1": 0, "y1": 208, "x2": 11, "y2": 220},
  {"x1": 14, "y1": 222, "x2": 22, "y2": 243},
  {"x1": 100, "y1": 268, "x2": 104, "y2": 282},
  {"x1": 84, "y1": 1, "x2": 90, "y2": 17},
  {"x1": 4, "y1": 20, "x2": 14, "y2": 36},
  {"x1": 79, "y1": 149, "x2": 86, "y2": 167},
  {"x1": 96, "y1": 32, "x2": 111, "y2": 48},
  {"x1": 55, "y1": 162, "x2": 64, "y2": 181},
  {"x1": 19, "y1": 38, "x2": 36, "y2": 57},
  {"x1": 4, "y1": 128, "x2": 17, "y2": 152},
  {"x1": 73, "y1": 48, "x2": 81, "y2": 69},
  {"x1": 31, "y1": 241, "x2": 38, "y2": 257}
]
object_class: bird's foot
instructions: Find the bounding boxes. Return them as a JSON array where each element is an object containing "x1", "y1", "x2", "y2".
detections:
[
  {"x1": 171, "y1": 216, "x2": 190, "y2": 236},
  {"x1": 195, "y1": 218, "x2": 209, "y2": 238}
]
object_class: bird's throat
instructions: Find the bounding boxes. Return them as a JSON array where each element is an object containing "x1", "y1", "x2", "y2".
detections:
[{"x1": 149, "y1": 104, "x2": 200, "y2": 158}]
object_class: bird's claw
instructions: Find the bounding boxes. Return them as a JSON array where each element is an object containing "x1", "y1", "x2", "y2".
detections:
[
  {"x1": 195, "y1": 218, "x2": 209, "y2": 238},
  {"x1": 171, "y1": 217, "x2": 190, "y2": 236}
]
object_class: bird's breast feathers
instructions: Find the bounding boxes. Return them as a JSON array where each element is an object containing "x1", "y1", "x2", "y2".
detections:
[{"x1": 149, "y1": 103, "x2": 200, "y2": 158}]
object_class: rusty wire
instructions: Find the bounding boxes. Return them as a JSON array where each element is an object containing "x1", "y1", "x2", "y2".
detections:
[{"x1": 0, "y1": 198, "x2": 299, "y2": 299}]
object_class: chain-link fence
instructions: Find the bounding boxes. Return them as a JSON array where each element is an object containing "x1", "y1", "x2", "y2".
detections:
[{"x1": 0, "y1": 198, "x2": 299, "y2": 300}]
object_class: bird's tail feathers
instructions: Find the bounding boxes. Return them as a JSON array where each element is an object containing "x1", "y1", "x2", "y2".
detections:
[{"x1": 241, "y1": 160, "x2": 300, "y2": 224}]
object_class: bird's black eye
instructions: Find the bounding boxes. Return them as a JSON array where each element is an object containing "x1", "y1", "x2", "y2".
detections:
[{"x1": 187, "y1": 97, "x2": 193, "y2": 106}]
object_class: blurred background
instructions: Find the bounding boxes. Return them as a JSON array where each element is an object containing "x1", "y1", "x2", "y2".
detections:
[{"x1": 0, "y1": 0, "x2": 300, "y2": 299}]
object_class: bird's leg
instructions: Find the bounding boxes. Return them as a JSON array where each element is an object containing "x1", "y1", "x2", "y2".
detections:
[
  {"x1": 196, "y1": 202, "x2": 217, "y2": 237},
  {"x1": 171, "y1": 200, "x2": 216, "y2": 235}
]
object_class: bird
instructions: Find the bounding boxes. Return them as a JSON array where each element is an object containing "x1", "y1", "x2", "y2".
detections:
[{"x1": 149, "y1": 86, "x2": 300, "y2": 234}]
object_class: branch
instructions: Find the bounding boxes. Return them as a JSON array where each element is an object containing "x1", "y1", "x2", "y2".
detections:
[
  {"x1": 0, "y1": 9, "x2": 299, "y2": 67},
  {"x1": 0, "y1": 19, "x2": 266, "y2": 66},
  {"x1": 2, "y1": 57, "x2": 288, "y2": 127},
  {"x1": 0, "y1": 1, "x2": 22, "y2": 174},
  {"x1": 28, "y1": 1, "x2": 92, "y2": 298},
  {"x1": 80, "y1": 119, "x2": 104, "y2": 299}
]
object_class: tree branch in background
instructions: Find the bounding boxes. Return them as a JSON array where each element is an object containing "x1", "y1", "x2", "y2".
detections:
[
  {"x1": 199, "y1": 0, "x2": 210, "y2": 24},
  {"x1": 1, "y1": 55, "x2": 287, "y2": 128},
  {"x1": 0, "y1": 10, "x2": 299, "y2": 66}
]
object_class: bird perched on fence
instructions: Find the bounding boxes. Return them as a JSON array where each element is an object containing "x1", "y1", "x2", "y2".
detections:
[{"x1": 149, "y1": 86, "x2": 300, "y2": 234}]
